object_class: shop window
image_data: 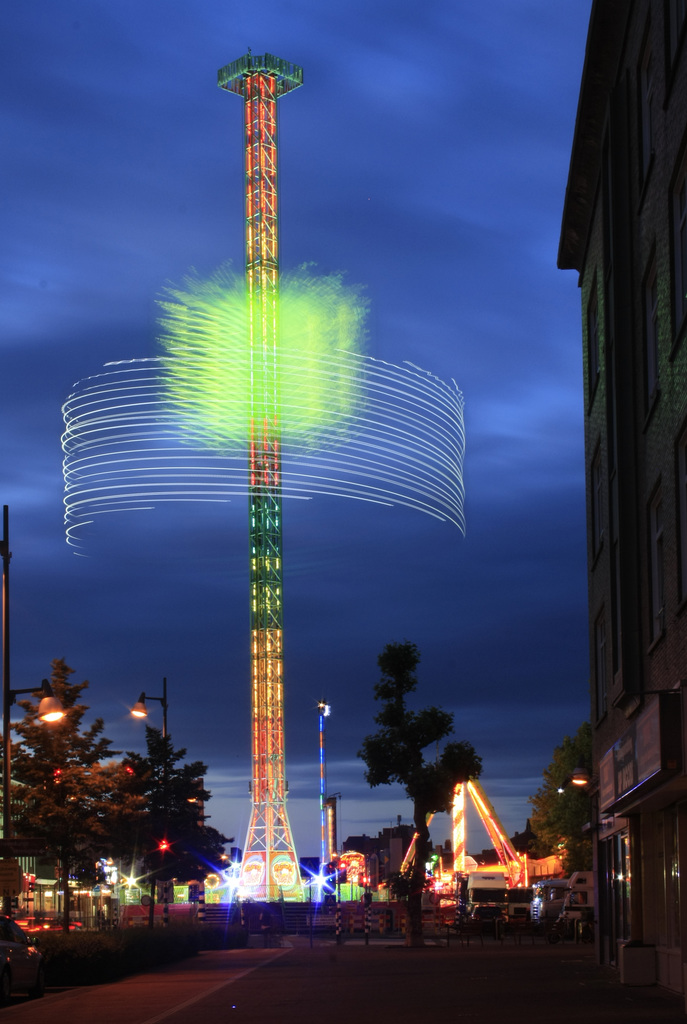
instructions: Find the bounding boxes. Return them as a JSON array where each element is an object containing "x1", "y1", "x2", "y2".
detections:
[
  {"x1": 595, "y1": 611, "x2": 607, "y2": 720},
  {"x1": 591, "y1": 447, "x2": 604, "y2": 556},
  {"x1": 587, "y1": 284, "x2": 600, "y2": 397}
]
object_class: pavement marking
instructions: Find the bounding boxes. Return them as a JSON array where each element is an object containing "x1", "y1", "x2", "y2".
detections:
[{"x1": 136, "y1": 949, "x2": 290, "y2": 1024}]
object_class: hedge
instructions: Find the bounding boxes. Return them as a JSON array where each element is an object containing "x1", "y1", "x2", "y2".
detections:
[{"x1": 35, "y1": 925, "x2": 249, "y2": 986}]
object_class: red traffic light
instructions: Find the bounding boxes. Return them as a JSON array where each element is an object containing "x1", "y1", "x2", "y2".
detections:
[{"x1": 158, "y1": 839, "x2": 170, "y2": 853}]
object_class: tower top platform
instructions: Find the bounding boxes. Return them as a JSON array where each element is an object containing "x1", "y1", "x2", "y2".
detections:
[{"x1": 218, "y1": 52, "x2": 303, "y2": 97}]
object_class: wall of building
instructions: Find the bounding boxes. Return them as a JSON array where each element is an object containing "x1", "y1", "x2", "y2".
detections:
[{"x1": 560, "y1": 0, "x2": 687, "y2": 993}]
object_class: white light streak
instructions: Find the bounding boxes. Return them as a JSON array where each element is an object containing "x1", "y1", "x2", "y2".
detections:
[{"x1": 62, "y1": 353, "x2": 465, "y2": 547}]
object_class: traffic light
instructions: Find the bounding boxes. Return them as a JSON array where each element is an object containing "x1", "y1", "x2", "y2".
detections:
[
  {"x1": 326, "y1": 861, "x2": 337, "y2": 878},
  {"x1": 158, "y1": 839, "x2": 170, "y2": 853}
]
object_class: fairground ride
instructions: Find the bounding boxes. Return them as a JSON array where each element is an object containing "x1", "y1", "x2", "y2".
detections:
[
  {"x1": 453, "y1": 780, "x2": 528, "y2": 887},
  {"x1": 217, "y1": 52, "x2": 303, "y2": 900},
  {"x1": 403, "y1": 780, "x2": 529, "y2": 889}
]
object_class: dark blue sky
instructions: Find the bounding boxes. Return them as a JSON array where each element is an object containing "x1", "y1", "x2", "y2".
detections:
[{"x1": 2, "y1": 0, "x2": 592, "y2": 857}]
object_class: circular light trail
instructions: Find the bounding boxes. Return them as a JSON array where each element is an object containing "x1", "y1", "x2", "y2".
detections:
[{"x1": 61, "y1": 351, "x2": 465, "y2": 548}]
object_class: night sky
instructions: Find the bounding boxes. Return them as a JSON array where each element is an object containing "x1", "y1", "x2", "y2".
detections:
[{"x1": 2, "y1": 1, "x2": 593, "y2": 859}]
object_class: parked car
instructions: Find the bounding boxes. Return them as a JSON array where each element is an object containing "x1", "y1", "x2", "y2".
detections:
[
  {"x1": 0, "y1": 916, "x2": 44, "y2": 1002},
  {"x1": 471, "y1": 904, "x2": 505, "y2": 921},
  {"x1": 14, "y1": 917, "x2": 83, "y2": 933},
  {"x1": 471, "y1": 904, "x2": 507, "y2": 935}
]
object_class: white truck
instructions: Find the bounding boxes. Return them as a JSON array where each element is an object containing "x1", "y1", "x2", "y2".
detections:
[
  {"x1": 531, "y1": 878, "x2": 570, "y2": 922},
  {"x1": 555, "y1": 871, "x2": 595, "y2": 939},
  {"x1": 506, "y1": 885, "x2": 534, "y2": 920},
  {"x1": 466, "y1": 871, "x2": 508, "y2": 917}
]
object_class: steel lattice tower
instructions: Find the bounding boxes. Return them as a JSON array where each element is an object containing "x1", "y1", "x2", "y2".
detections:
[{"x1": 218, "y1": 52, "x2": 303, "y2": 899}]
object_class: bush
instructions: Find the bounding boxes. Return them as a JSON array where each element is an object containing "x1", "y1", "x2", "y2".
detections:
[{"x1": 37, "y1": 927, "x2": 205, "y2": 987}]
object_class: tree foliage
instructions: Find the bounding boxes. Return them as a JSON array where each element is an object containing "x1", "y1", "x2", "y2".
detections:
[
  {"x1": 528, "y1": 721, "x2": 592, "y2": 874},
  {"x1": 124, "y1": 726, "x2": 228, "y2": 885},
  {"x1": 10, "y1": 659, "x2": 146, "y2": 931},
  {"x1": 10, "y1": 659, "x2": 227, "y2": 931},
  {"x1": 358, "y1": 641, "x2": 482, "y2": 946}
]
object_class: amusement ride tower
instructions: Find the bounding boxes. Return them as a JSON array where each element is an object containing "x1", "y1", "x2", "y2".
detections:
[{"x1": 217, "y1": 52, "x2": 303, "y2": 899}]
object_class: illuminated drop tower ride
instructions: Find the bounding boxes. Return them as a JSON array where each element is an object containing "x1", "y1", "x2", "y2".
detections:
[{"x1": 218, "y1": 52, "x2": 303, "y2": 899}]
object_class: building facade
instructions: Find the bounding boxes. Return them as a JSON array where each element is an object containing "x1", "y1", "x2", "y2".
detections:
[{"x1": 559, "y1": 0, "x2": 687, "y2": 992}]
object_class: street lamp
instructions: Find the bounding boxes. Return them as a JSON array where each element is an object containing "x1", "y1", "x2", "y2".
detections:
[
  {"x1": 3, "y1": 679, "x2": 66, "y2": 835},
  {"x1": 130, "y1": 679, "x2": 171, "y2": 927},
  {"x1": 318, "y1": 700, "x2": 331, "y2": 872},
  {"x1": 1, "y1": 506, "x2": 67, "y2": 910},
  {"x1": 131, "y1": 677, "x2": 168, "y2": 738},
  {"x1": 2, "y1": 678, "x2": 65, "y2": 914},
  {"x1": 557, "y1": 766, "x2": 591, "y2": 793}
]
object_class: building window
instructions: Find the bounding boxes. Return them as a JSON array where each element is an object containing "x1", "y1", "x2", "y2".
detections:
[
  {"x1": 611, "y1": 540, "x2": 622, "y2": 676},
  {"x1": 644, "y1": 257, "x2": 659, "y2": 403},
  {"x1": 639, "y1": 35, "x2": 654, "y2": 182},
  {"x1": 587, "y1": 285, "x2": 600, "y2": 396},
  {"x1": 592, "y1": 448, "x2": 604, "y2": 556},
  {"x1": 650, "y1": 491, "x2": 665, "y2": 641},
  {"x1": 674, "y1": 159, "x2": 687, "y2": 329},
  {"x1": 679, "y1": 428, "x2": 687, "y2": 601},
  {"x1": 595, "y1": 611, "x2": 607, "y2": 721},
  {"x1": 668, "y1": 0, "x2": 687, "y2": 63}
]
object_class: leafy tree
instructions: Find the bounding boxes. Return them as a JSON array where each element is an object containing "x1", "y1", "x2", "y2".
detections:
[
  {"x1": 124, "y1": 726, "x2": 228, "y2": 924},
  {"x1": 528, "y1": 721, "x2": 592, "y2": 874},
  {"x1": 10, "y1": 659, "x2": 145, "y2": 932},
  {"x1": 359, "y1": 641, "x2": 482, "y2": 946}
]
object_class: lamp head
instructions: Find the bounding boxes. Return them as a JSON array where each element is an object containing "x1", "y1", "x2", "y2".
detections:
[
  {"x1": 131, "y1": 693, "x2": 148, "y2": 719},
  {"x1": 570, "y1": 766, "x2": 590, "y2": 787},
  {"x1": 37, "y1": 680, "x2": 65, "y2": 723}
]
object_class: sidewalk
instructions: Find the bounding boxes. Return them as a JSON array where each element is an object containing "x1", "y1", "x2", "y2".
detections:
[
  {"x1": 3, "y1": 933, "x2": 684, "y2": 1024},
  {"x1": 241, "y1": 932, "x2": 687, "y2": 1023}
]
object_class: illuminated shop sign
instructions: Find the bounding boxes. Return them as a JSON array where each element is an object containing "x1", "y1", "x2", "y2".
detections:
[{"x1": 599, "y1": 692, "x2": 682, "y2": 812}]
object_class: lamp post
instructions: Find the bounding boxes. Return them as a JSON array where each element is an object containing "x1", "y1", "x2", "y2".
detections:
[
  {"x1": 1, "y1": 507, "x2": 11, "y2": 838},
  {"x1": 130, "y1": 679, "x2": 170, "y2": 927},
  {"x1": 131, "y1": 677, "x2": 168, "y2": 738},
  {"x1": 317, "y1": 701, "x2": 331, "y2": 872},
  {"x1": 1, "y1": 508, "x2": 66, "y2": 910},
  {"x1": 2, "y1": 679, "x2": 64, "y2": 915},
  {"x1": 3, "y1": 680, "x2": 65, "y2": 838}
]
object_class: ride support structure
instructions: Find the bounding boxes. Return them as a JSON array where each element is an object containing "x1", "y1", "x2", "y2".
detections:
[
  {"x1": 453, "y1": 780, "x2": 529, "y2": 887},
  {"x1": 218, "y1": 52, "x2": 303, "y2": 900},
  {"x1": 402, "y1": 778, "x2": 529, "y2": 890}
]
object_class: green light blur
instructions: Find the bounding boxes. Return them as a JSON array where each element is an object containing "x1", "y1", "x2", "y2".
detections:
[{"x1": 157, "y1": 264, "x2": 368, "y2": 449}]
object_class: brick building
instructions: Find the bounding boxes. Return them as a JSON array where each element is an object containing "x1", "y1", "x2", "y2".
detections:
[{"x1": 559, "y1": 0, "x2": 687, "y2": 991}]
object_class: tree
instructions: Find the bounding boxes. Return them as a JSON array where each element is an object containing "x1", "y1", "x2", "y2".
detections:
[
  {"x1": 10, "y1": 659, "x2": 145, "y2": 932},
  {"x1": 124, "y1": 726, "x2": 228, "y2": 924},
  {"x1": 358, "y1": 641, "x2": 482, "y2": 946},
  {"x1": 528, "y1": 721, "x2": 592, "y2": 874}
]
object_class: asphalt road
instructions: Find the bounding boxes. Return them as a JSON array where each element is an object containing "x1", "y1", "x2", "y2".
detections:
[{"x1": 2, "y1": 936, "x2": 686, "y2": 1023}]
